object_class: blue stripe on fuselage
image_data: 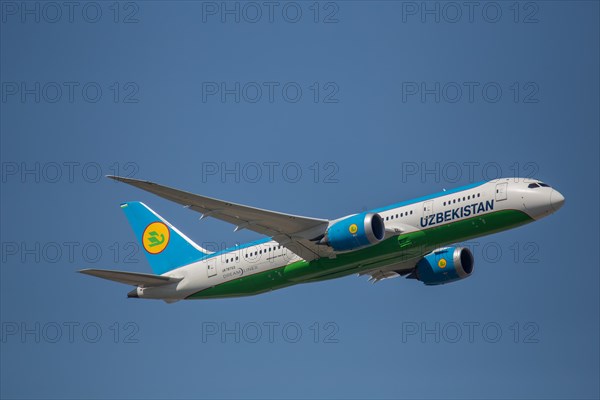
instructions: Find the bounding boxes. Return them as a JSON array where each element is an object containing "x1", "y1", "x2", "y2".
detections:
[
  {"x1": 369, "y1": 181, "x2": 487, "y2": 214},
  {"x1": 189, "y1": 181, "x2": 488, "y2": 265}
]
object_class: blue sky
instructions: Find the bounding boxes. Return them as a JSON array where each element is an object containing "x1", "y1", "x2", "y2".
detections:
[{"x1": 1, "y1": 1, "x2": 599, "y2": 399}]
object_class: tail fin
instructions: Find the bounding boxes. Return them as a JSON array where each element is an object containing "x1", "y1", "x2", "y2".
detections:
[{"x1": 120, "y1": 202, "x2": 209, "y2": 274}]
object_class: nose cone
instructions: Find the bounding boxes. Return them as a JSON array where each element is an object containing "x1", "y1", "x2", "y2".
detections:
[{"x1": 551, "y1": 189, "x2": 565, "y2": 211}]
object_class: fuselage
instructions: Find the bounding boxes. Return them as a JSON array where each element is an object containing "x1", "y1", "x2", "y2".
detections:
[{"x1": 135, "y1": 178, "x2": 564, "y2": 300}]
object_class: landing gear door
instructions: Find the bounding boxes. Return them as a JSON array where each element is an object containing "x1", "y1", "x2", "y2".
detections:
[
  {"x1": 496, "y1": 182, "x2": 508, "y2": 201},
  {"x1": 207, "y1": 262, "x2": 217, "y2": 278},
  {"x1": 423, "y1": 200, "x2": 434, "y2": 217}
]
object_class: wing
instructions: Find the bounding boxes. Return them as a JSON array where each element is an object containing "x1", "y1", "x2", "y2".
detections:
[
  {"x1": 107, "y1": 176, "x2": 334, "y2": 261},
  {"x1": 358, "y1": 258, "x2": 419, "y2": 283}
]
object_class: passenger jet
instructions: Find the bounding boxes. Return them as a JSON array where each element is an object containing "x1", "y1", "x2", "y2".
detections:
[{"x1": 79, "y1": 177, "x2": 565, "y2": 302}]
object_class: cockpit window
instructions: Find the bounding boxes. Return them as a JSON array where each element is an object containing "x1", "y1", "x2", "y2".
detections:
[{"x1": 528, "y1": 182, "x2": 551, "y2": 188}]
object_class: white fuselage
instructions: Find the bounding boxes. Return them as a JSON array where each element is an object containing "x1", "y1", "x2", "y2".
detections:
[{"x1": 137, "y1": 178, "x2": 564, "y2": 300}]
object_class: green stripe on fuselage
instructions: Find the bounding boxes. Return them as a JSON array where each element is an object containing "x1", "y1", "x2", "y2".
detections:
[{"x1": 187, "y1": 209, "x2": 533, "y2": 299}]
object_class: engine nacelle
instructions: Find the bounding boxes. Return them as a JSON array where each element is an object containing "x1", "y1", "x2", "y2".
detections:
[
  {"x1": 323, "y1": 212, "x2": 385, "y2": 251},
  {"x1": 414, "y1": 247, "x2": 474, "y2": 285}
]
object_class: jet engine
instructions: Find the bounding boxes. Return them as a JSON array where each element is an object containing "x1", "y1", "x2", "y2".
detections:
[
  {"x1": 412, "y1": 247, "x2": 474, "y2": 285},
  {"x1": 320, "y1": 212, "x2": 385, "y2": 251}
]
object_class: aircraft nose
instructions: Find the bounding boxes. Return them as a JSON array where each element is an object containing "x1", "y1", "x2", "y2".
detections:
[{"x1": 550, "y1": 189, "x2": 565, "y2": 211}]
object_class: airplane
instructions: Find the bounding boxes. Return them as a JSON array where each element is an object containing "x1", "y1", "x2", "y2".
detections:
[{"x1": 79, "y1": 176, "x2": 565, "y2": 302}]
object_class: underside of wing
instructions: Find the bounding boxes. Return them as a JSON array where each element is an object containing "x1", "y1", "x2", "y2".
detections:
[
  {"x1": 358, "y1": 260, "x2": 417, "y2": 283},
  {"x1": 107, "y1": 176, "x2": 334, "y2": 261}
]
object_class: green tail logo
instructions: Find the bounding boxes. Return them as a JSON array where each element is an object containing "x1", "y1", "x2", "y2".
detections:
[{"x1": 146, "y1": 231, "x2": 165, "y2": 247}]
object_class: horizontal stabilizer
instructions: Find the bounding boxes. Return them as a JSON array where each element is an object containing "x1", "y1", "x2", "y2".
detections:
[{"x1": 78, "y1": 269, "x2": 182, "y2": 287}]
